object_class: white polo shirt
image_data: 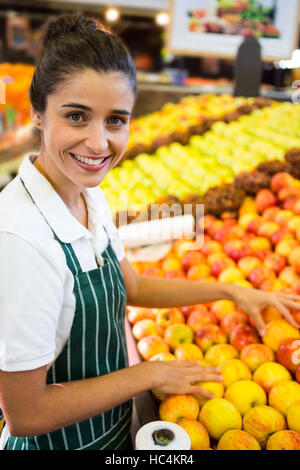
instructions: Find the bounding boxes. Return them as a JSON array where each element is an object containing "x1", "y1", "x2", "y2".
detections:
[{"x1": 0, "y1": 153, "x2": 126, "y2": 372}]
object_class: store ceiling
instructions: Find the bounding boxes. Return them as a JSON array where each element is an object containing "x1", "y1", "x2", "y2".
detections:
[{"x1": 0, "y1": 0, "x2": 170, "y2": 17}]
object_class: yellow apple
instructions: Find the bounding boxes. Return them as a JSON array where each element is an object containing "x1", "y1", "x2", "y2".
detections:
[
  {"x1": 132, "y1": 319, "x2": 162, "y2": 341},
  {"x1": 224, "y1": 379, "x2": 267, "y2": 416},
  {"x1": 287, "y1": 401, "x2": 300, "y2": 433},
  {"x1": 217, "y1": 429, "x2": 261, "y2": 450},
  {"x1": 150, "y1": 352, "x2": 176, "y2": 362},
  {"x1": 220, "y1": 359, "x2": 252, "y2": 388},
  {"x1": 262, "y1": 319, "x2": 300, "y2": 351},
  {"x1": 253, "y1": 361, "x2": 292, "y2": 392},
  {"x1": 242, "y1": 405, "x2": 286, "y2": 447},
  {"x1": 193, "y1": 381, "x2": 225, "y2": 408},
  {"x1": 199, "y1": 398, "x2": 242, "y2": 441},
  {"x1": 240, "y1": 343, "x2": 275, "y2": 372},
  {"x1": 210, "y1": 299, "x2": 237, "y2": 321},
  {"x1": 174, "y1": 343, "x2": 203, "y2": 361},
  {"x1": 268, "y1": 381, "x2": 300, "y2": 417},
  {"x1": 266, "y1": 430, "x2": 300, "y2": 450},
  {"x1": 159, "y1": 394, "x2": 199, "y2": 422},
  {"x1": 137, "y1": 335, "x2": 170, "y2": 361},
  {"x1": 176, "y1": 418, "x2": 210, "y2": 449},
  {"x1": 164, "y1": 324, "x2": 194, "y2": 351},
  {"x1": 205, "y1": 344, "x2": 239, "y2": 367}
]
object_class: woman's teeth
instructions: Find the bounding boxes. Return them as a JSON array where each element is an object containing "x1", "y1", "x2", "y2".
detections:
[{"x1": 71, "y1": 153, "x2": 108, "y2": 166}]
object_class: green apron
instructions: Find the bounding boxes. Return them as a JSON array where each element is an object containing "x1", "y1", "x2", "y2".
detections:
[{"x1": 3, "y1": 178, "x2": 132, "y2": 450}]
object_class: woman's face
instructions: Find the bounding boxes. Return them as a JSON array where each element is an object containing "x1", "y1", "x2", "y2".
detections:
[{"x1": 35, "y1": 69, "x2": 135, "y2": 188}]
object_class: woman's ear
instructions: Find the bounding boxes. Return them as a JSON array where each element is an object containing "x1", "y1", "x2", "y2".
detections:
[{"x1": 30, "y1": 106, "x2": 43, "y2": 130}]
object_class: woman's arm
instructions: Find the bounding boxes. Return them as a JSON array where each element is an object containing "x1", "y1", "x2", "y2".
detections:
[
  {"x1": 0, "y1": 360, "x2": 221, "y2": 437},
  {"x1": 120, "y1": 258, "x2": 300, "y2": 335}
]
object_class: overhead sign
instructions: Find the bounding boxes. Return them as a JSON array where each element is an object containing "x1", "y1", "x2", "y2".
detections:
[{"x1": 168, "y1": 0, "x2": 300, "y2": 61}]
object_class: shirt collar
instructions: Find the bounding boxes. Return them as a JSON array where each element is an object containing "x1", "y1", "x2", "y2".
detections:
[{"x1": 18, "y1": 153, "x2": 95, "y2": 243}]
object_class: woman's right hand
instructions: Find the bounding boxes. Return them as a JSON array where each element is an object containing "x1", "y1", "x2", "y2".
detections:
[{"x1": 145, "y1": 360, "x2": 224, "y2": 399}]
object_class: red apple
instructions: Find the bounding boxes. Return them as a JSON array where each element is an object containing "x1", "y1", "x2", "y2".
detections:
[
  {"x1": 255, "y1": 189, "x2": 278, "y2": 213},
  {"x1": 205, "y1": 220, "x2": 224, "y2": 238},
  {"x1": 137, "y1": 335, "x2": 170, "y2": 361},
  {"x1": 142, "y1": 267, "x2": 165, "y2": 277},
  {"x1": 164, "y1": 269, "x2": 187, "y2": 279},
  {"x1": 180, "y1": 304, "x2": 207, "y2": 317},
  {"x1": 237, "y1": 256, "x2": 262, "y2": 278},
  {"x1": 201, "y1": 240, "x2": 223, "y2": 256},
  {"x1": 202, "y1": 214, "x2": 218, "y2": 233},
  {"x1": 264, "y1": 253, "x2": 287, "y2": 274},
  {"x1": 127, "y1": 306, "x2": 155, "y2": 325},
  {"x1": 262, "y1": 206, "x2": 281, "y2": 221},
  {"x1": 270, "y1": 172, "x2": 295, "y2": 193},
  {"x1": 187, "y1": 307, "x2": 218, "y2": 333},
  {"x1": 274, "y1": 210, "x2": 294, "y2": 227},
  {"x1": 254, "y1": 248, "x2": 273, "y2": 262},
  {"x1": 282, "y1": 197, "x2": 299, "y2": 211},
  {"x1": 220, "y1": 311, "x2": 249, "y2": 334},
  {"x1": 181, "y1": 251, "x2": 205, "y2": 271},
  {"x1": 277, "y1": 187, "x2": 300, "y2": 202},
  {"x1": 211, "y1": 257, "x2": 236, "y2": 277},
  {"x1": 156, "y1": 308, "x2": 185, "y2": 330},
  {"x1": 277, "y1": 338, "x2": 300, "y2": 373},
  {"x1": 247, "y1": 217, "x2": 264, "y2": 235},
  {"x1": 257, "y1": 221, "x2": 280, "y2": 238},
  {"x1": 194, "y1": 325, "x2": 227, "y2": 352},
  {"x1": 223, "y1": 239, "x2": 252, "y2": 262},
  {"x1": 271, "y1": 227, "x2": 294, "y2": 246},
  {"x1": 279, "y1": 266, "x2": 299, "y2": 287},
  {"x1": 230, "y1": 324, "x2": 260, "y2": 352},
  {"x1": 249, "y1": 266, "x2": 276, "y2": 288},
  {"x1": 187, "y1": 264, "x2": 211, "y2": 280}
]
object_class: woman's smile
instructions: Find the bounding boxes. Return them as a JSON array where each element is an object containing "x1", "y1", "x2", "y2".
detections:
[{"x1": 68, "y1": 151, "x2": 112, "y2": 172}]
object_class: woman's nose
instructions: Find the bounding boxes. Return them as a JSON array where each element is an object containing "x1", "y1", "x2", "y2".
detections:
[{"x1": 85, "y1": 123, "x2": 109, "y2": 155}]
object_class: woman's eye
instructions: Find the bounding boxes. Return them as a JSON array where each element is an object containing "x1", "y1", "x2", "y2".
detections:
[
  {"x1": 67, "y1": 113, "x2": 84, "y2": 123},
  {"x1": 108, "y1": 117, "x2": 126, "y2": 126}
]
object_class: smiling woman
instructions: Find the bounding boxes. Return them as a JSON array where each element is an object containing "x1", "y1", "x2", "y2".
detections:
[{"x1": 0, "y1": 11, "x2": 299, "y2": 453}]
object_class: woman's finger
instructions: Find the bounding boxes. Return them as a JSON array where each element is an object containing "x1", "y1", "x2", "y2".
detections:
[
  {"x1": 280, "y1": 298, "x2": 300, "y2": 311},
  {"x1": 190, "y1": 386, "x2": 214, "y2": 399},
  {"x1": 273, "y1": 300, "x2": 299, "y2": 328},
  {"x1": 250, "y1": 309, "x2": 266, "y2": 336},
  {"x1": 193, "y1": 374, "x2": 224, "y2": 383}
]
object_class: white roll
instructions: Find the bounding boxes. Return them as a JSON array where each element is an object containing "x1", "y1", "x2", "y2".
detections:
[
  {"x1": 118, "y1": 215, "x2": 195, "y2": 248},
  {"x1": 135, "y1": 421, "x2": 191, "y2": 450}
]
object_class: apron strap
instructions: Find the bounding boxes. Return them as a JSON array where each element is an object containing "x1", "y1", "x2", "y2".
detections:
[{"x1": 19, "y1": 176, "x2": 111, "y2": 275}]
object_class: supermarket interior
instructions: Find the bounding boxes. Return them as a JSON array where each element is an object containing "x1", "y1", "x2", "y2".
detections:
[{"x1": 1, "y1": 0, "x2": 300, "y2": 452}]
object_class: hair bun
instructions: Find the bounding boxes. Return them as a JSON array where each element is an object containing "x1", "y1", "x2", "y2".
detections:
[{"x1": 42, "y1": 13, "x2": 98, "y2": 46}]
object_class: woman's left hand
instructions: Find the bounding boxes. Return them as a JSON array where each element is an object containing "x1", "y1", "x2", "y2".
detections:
[{"x1": 229, "y1": 285, "x2": 300, "y2": 336}]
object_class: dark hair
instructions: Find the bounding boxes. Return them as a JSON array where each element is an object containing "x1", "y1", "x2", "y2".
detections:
[{"x1": 29, "y1": 13, "x2": 137, "y2": 113}]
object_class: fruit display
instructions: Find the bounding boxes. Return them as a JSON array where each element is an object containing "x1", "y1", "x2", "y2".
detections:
[
  {"x1": 102, "y1": 102, "x2": 300, "y2": 222},
  {"x1": 0, "y1": 63, "x2": 35, "y2": 130},
  {"x1": 125, "y1": 94, "x2": 274, "y2": 160},
  {"x1": 126, "y1": 168, "x2": 300, "y2": 450}
]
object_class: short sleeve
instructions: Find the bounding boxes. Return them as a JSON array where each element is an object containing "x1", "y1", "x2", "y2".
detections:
[{"x1": 0, "y1": 232, "x2": 64, "y2": 371}]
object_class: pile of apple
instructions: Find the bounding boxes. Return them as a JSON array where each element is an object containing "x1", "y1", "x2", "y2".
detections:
[
  {"x1": 127, "y1": 170, "x2": 300, "y2": 450},
  {"x1": 102, "y1": 102, "x2": 300, "y2": 217},
  {"x1": 125, "y1": 94, "x2": 274, "y2": 160}
]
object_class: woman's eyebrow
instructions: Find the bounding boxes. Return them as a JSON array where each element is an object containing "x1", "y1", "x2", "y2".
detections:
[
  {"x1": 61, "y1": 103, "x2": 92, "y2": 111},
  {"x1": 61, "y1": 103, "x2": 131, "y2": 115}
]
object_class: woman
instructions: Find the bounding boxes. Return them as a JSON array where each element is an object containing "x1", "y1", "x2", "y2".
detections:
[{"x1": 0, "y1": 13, "x2": 299, "y2": 451}]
